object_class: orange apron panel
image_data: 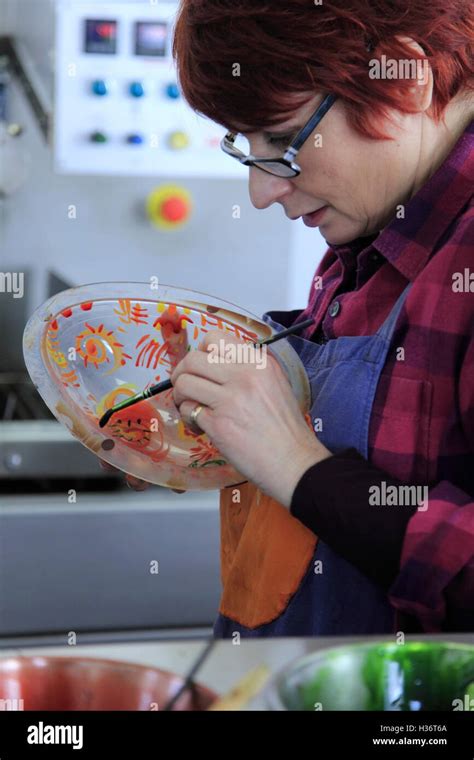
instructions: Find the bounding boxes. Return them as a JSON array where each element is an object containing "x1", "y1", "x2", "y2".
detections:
[{"x1": 218, "y1": 412, "x2": 318, "y2": 629}]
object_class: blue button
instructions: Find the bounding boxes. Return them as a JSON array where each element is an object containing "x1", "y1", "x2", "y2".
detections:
[
  {"x1": 165, "y1": 82, "x2": 180, "y2": 99},
  {"x1": 92, "y1": 80, "x2": 108, "y2": 96},
  {"x1": 127, "y1": 134, "x2": 144, "y2": 145},
  {"x1": 328, "y1": 301, "x2": 341, "y2": 318},
  {"x1": 129, "y1": 81, "x2": 145, "y2": 98}
]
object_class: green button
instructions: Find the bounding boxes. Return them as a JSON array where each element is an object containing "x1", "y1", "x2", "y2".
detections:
[{"x1": 90, "y1": 131, "x2": 108, "y2": 144}]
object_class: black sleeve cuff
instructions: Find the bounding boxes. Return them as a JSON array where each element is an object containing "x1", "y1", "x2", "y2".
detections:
[{"x1": 290, "y1": 449, "x2": 418, "y2": 590}]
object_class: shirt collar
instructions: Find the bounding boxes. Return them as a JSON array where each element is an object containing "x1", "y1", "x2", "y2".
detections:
[{"x1": 330, "y1": 119, "x2": 474, "y2": 282}]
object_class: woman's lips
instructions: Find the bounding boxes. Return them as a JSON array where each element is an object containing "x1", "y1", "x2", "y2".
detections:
[{"x1": 302, "y1": 206, "x2": 329, "y2": 227}]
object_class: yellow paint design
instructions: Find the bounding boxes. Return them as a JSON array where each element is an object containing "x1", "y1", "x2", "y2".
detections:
[
  {"x1": 95, "y1": 384, "x2": 138, "y2": 417},
  {"x1": 176, "y1": 418, "x2": 206, "y2": 442}
]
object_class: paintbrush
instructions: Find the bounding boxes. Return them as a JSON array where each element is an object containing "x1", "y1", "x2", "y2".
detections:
[{"x1": 98, "y1": 317, "x2": 314, "y2": 429}]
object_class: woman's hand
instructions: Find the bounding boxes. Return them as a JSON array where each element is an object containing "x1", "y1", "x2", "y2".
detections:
[
  {"x1": 171, "y1": 330, "x2": 332, "y2": 507},
  {"x1": 97, "y1": 459, "x2": 186, "y2": 494},
  {"x1": 98, "y1": 459, "x2": 151, "y2": 490}
]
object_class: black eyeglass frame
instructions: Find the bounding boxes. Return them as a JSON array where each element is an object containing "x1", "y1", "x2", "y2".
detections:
[{"x1": 220, "y1": 93, "x2": 337, "y2": 177}]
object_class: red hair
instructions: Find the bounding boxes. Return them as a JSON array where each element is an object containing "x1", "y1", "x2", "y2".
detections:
[{"x1": 172, "y1": 0, "x2": 474, "y2": 139}]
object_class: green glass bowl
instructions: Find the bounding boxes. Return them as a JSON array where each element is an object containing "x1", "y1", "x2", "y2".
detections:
[{"x1": 266, "y1": 641, "x2": 474, "y2": 711}]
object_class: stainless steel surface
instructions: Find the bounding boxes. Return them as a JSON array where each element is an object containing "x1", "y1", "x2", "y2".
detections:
[
  {"x1": 0, "y1": 420, "x2": 111, "y2": 478},
  {"x1": 0, "y1": 626, "x2": 214, "y2": 649},
  {"x1": 0, "y1": 370, "x2": 110, "y2": 479},
  {"x1": 0, "y1": 489, "x2": 221, "y2": 637},
  {"x1": 0, "y1": 263, "x2": 102, "y2": 480},
  {"x1": 0, "y1": 373, "x2": 51, "y2": 420}
]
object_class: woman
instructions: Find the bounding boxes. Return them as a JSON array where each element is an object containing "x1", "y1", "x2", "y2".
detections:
[{"x1": 121, "y1": 0, "x2": 474, "y2": 635}]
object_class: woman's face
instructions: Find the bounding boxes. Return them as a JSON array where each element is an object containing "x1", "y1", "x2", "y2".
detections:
[{"x1": 245, "y1": 94, "x2": 425, "y2": 245}]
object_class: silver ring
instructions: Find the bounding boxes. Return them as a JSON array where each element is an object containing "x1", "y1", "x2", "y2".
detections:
[{"x1": 190, "y1": 404, "x2": 204, "y2": 427}]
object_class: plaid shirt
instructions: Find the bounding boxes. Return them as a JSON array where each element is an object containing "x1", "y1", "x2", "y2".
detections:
[{"x1": 295, "y1": 119, "x2": 474, "y2": 631}]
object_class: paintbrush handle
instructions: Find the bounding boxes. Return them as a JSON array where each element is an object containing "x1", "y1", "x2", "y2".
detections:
[
  {"x1": 146, "y1": 378, "x2": 173, "y2": 396},
  {"x1": 257, "y1": 317, "x2": 314, "y2": 345}
]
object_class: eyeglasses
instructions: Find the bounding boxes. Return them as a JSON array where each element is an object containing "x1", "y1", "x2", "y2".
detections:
[{"x1": 220, "y1": 93, "x2": 337, "y2": 178}]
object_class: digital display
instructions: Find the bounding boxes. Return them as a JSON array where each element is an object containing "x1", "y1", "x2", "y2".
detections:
[
  {"x1": 84, "y1": 19, "x2": 118, "y2": 55},
  {"x1": 135, "y1": 22, "x2": 168, "y2": 57}
]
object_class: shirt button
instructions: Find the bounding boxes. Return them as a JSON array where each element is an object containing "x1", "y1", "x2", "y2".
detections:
[{"x1": 328, "y1": 300, "x2": 341, "y2": 318}]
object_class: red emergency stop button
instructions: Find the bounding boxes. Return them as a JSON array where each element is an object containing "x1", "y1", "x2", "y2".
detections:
[
  {"x1": 161, "y1": 196, "x2": 189, "y2": 223},
  {"x1": 146, "y1": 185, "x2": 192, "y2": 230}
]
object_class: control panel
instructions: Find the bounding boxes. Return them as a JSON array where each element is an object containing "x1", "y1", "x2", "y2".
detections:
[{"x1": 54, "y1": 1, "x2": 246, "y2": 178}]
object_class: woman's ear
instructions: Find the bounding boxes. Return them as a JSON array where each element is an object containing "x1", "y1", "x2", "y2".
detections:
[
  {"x1": 373, "y1": 35, "x2": 434, "y2": 114},
  {"x1": 397, "y1": 36, "x2": 433, "y2": 113}
]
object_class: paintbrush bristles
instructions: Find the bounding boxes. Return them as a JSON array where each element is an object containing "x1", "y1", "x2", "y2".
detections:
[{"x1": 99, "y1": 408, "x2": 114, "y2": 428}]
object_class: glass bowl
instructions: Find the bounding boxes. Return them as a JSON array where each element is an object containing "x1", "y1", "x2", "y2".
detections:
[
  {"x1": 265, "y1": 641, "x2": 474, "y2": 711},
  {"x1": 23, "y1": 282, "x2": 310, "y2": 490}
]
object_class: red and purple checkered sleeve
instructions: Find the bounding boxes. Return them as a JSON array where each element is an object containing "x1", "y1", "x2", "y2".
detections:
[
  {"x1": 389, "y1": 287, "x2": 474, "y2": 631},
  {"x1": 388, "y1": 482, "x2": 474, "y2": 630}
]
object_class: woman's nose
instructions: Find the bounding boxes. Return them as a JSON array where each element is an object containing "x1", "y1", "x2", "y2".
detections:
[{"x1": 248, "y1": 167, "x2": 293, "y2": 210}]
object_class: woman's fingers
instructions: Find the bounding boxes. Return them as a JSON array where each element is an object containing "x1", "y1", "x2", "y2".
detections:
[
  {"x1": 99, "y1": 458, "x2": 150, "y2": 491},
  {"x1": 171, "y1": 330, "x2": 258, "y2": 410},
  {"x1": 198, "y1": 329, "x2": 247, "y2": 351},
  {"x1": 177, "y1": 399, "x2": 211, "y2": 434},
  {"x1": 125, "y1": 475, "x2": 150, "y2": 491},
  {"x1": 98, "y1": 458, "x2": 119, "y2": 473},
  {"x1": 170, "y1": 345, "x2": 228, "y2": 387},
  {"x1": 170, "y1": 330, "x2": 250, "y2": 387},
  {"x1": 99, "y1": 458, "x2": 185, "y2": 493},
  {"x1": 173, "y1": 372, "x2": 223, "y2": 410}
]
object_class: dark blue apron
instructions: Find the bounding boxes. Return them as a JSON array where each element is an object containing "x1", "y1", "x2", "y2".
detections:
[{"x1": 214, "y1": 283, "x2": 412, "y2": 636}]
